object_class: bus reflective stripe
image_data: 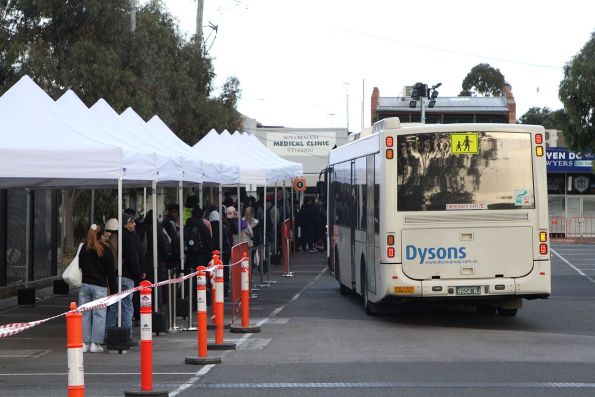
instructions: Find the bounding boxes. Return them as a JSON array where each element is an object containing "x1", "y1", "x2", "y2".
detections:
[
  {"x1": 67, "y1": 348, "x2": 84, "y2": 386},
  {"x1": 140, "y1": 313, "x2": 152, "y2": 341}
]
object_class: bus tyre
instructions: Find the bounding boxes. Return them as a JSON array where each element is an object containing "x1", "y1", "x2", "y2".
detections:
[
  {"x1": 361, "y1": 265, "x2": 378, "y2": 316},
  {"x1": 339, "y1": 283, "x2": 351, "y2": 295},
  {"x1": 477, "y1": 305, "x2": 496, "y2": 316},
  {"x1": 497, "y1": 307, "x2": 518, "y2": 317}
]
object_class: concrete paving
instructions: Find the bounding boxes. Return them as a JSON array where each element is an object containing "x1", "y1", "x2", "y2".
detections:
[{"x1": 0, "y1": 250, "x2": 327, "y2": 396}]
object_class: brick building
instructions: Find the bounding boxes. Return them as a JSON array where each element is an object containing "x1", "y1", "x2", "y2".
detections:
[{"x1": 371, "y1": 84, "x2": 516, "y2": 125}]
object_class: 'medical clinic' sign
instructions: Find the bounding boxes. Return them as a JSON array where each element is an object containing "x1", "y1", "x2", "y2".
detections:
[
  {"x1": 266, "y1": 132, "x2": 336, "y2": 156},
  {"x1": 546, "y1": 147, "x2": 595, "y2": 173}
]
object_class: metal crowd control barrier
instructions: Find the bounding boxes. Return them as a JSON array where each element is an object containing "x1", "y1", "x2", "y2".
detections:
[
  {"x1": 549, "y1": 216, "x2": 595, "y2": 244},
  {"x1": 281, "y1": 220, "x2": 294, "y2": 277}
]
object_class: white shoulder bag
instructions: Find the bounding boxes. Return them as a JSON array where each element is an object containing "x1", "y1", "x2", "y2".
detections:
[{"x1": 62, "y1": 243, "x2": 83, "y2": 288}]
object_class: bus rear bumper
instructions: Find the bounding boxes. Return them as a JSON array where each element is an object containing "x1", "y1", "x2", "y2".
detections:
[{"x1": 386, "y1": 260, "x2": 551, "y2": 301}]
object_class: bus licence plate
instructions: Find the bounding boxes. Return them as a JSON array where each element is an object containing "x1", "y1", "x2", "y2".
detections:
[{"x1": 456, "y1": 286, "x2": 481, "y2": 296}]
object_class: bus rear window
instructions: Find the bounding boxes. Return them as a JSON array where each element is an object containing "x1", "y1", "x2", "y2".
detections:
[{"x1": 397, "y1": 132, "x2": 534, "y2": 211}]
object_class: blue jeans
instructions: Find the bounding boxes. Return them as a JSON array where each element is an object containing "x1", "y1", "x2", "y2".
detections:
[
  {"x1": 105, "y1": 277, "x2": 135, "y2": 339},
  {"x1": 78, "y1": 283, "x2": 108, "y2": 344}
]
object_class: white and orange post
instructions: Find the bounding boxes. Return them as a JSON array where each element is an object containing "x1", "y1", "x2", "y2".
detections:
[
  {"x1": 207, "y1": 258, "x2": 236, "y2": 350},
  {"x1": 125, "y1": 280, "x2": 168, "y2": 397},
  {"x1": 208, "y1": 251, "x2": 219, "y2": 329},
  {"x1": 185, "y1": 266, "x2": 221, "y2": 365},
  {"x1": 66, "y1": 302, "x2": 84, "y2": 397},
  {"x1": 231, "y1": 252, "x2": 261, "y2": 333},
  {"x1": 139, "y1": 280, "x2": 153, "y2": 391}
]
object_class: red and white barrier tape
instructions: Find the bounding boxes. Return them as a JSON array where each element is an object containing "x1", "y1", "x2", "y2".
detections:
[{"x1": 0, "y1": 270, "x2": 206, "y2": 339}]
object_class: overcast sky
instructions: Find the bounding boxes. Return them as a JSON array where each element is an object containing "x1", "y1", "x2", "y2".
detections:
[{"x1": 158, "y1": 0, "x2": 594, "y2": 131}]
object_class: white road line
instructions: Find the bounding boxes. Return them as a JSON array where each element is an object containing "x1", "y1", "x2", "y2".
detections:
[
  {"x1": 168, "y1": 266, "x2": 328, "y2": 396},
  {"x1": 0, "y1": 372, "x2": 196, "y2": 376},
  {"x1": 552, "y1": 248, "x2": 595, "y2": 285}
]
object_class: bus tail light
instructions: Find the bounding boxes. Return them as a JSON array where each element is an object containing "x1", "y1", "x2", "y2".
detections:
[
  {"x1": 387, "y1": 234, "x2": 395, "y2": 246},
  {"x1": 387, "y1": 247, "x2": 395, "y2": 258},
  {"x1": 535, "y1": 134, "x2": 543, "y2": 144},
  {"x1": 386, "y1": 149, "x2": 394, "y2": 159},
  {"x1": 539, "y1": 243, "x2": 548, "y2": 255},
  {"x1": 539, "y1": 231, "x2": 547, "y2": 242},
  {"x1": 385, "y1": 136, "x2": 393, "y2": 147},
  {"x1": 536, "y1": 146, "x2": 544, "y2": 156}
]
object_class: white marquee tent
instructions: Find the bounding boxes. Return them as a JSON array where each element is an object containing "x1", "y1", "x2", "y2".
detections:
[
  {"x1": 0, "y1": 76, "x2": 123, "y2": 188},
  {"x1": 120, "y1": 108, "x2": 203, "y2": 185},
  {"x1": 56, "y1": 90, "x2": 157, "y2": 185},
  {"x1": 90, "y1": 99, "x2": 184, "y2": 184},
  {"x1": 146, "y1": 116, "x2": 239, "y2": 185}
]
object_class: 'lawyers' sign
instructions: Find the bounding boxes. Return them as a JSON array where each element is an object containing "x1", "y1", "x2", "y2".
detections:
[{"x1": 546, "y1": 148, "x2": 595, "y2": 173}]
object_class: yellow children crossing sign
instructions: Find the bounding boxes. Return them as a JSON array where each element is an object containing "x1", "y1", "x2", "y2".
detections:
[{"x1": 451, "y1": 133, "x2": 478, "y2": 154}]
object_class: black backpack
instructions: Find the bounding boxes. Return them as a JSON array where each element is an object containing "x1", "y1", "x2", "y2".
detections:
[{"x1": 184, "y1": 223, "x2": 203, "y2": 256}]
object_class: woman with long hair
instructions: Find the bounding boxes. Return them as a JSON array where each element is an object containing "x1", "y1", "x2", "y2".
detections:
[{"x1": 78, "y1": 224, "x2": 117, "y2": 353}]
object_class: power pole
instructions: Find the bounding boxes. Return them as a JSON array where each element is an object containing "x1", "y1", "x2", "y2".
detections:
[
  {"x1": 343, "y1": 82, "x2": 350, "y2": 132},
  {"x1": 130, "y1": 0, "x2": 138, "y2": 32},
  {"x1": 196, "y1": 0, "x2": 205, "y2": 47}
]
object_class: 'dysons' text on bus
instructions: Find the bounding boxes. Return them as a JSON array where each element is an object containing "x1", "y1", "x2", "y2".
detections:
[{"x1": 326, "y1": 117, "x2": 550, "y2": 316}]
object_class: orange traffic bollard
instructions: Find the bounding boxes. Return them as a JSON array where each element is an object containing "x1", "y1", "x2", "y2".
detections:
[
  {"x1": 208, "y1": 259, "x2": 236, "y2": 351},
  {"x1": 124, "y1": 281, "x2": 168, "y2": 397},
  {"x1": 66, "y1": 302, "x2": 84, "y2": 397},
  {"x1": 231, "y1": 252, "x2": 260, "y2": 334},
  {"x1": 208, "y1": 252, "x2": 219, "y2": 327},
  {"x1": 185, "y1": 266, "x2": 221, "y2": 365}
]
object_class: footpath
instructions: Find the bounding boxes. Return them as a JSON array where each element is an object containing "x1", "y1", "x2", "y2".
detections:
[{"x1": 0, "y1": 250, "x2": 328, "y2": 397}]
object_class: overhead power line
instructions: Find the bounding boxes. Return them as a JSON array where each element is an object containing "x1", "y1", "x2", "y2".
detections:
[{"x1": 344, "y1": 28, "x2": 562, "y2": 70}]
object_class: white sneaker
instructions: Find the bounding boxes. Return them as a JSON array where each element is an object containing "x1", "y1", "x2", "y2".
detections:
[
  {"x1": 82, "y1": 343, "x2": 89, "y2": 353},
  {"x1": 90, "y1": 343, "x2": 104, "y2": 353}
]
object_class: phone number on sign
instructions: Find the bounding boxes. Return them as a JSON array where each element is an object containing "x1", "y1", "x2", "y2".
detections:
[{"x1": 287, "y1": 147, "x2": 314, "y2": 153}]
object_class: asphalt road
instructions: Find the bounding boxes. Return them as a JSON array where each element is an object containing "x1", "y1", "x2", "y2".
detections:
[{"x1": 2, "y1": 243, "x2": 595, "y2": 396}]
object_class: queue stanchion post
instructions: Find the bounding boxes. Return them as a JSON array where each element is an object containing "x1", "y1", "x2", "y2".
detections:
[
  {"x1": 208, "y1": 259, "x2": 236, "y2": 350},
  {"x1": 66, "y1": 302, "x2": 84, "y2": 397},
  {"x1": 125, "y1": 281, "x2": 168, "y2": 397},
  {"x1": 186, "y1": 266, "x2": 221, "y2": 365},
  {"x1": 231, "y1": 252, "x2": 261, "y2": 334}
]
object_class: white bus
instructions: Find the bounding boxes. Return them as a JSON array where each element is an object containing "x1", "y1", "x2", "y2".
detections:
[{"x1": 327, "y1": 117, "x2": 551, "y2": 316}]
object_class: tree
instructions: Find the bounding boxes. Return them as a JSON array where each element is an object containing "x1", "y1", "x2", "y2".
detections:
[
  {"x1": 518, "y1": 107, "x2": 565, "y2": 129},
  {"x1": 459, "y1": 63, "x2": 506, "y2": 97},
  {"x1": 0, "y1": 0, "x2": 244, "y2": 249},
  {"x1": 558, "y1": 32, "x2": 595, "y2": 152}
]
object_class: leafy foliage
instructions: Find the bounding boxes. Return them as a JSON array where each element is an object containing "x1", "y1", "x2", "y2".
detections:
[
  {"x1": 0, "y1": 0, "x2": 243, "y2": 143},
  {"x1": 518, "y1": 107, "x2": 565, "y2": 129},
  {"x1": 558, "y1": 32, "x2": 595, "y2": 152},
  {"x1": 459, "y1": 63, "x2": 506, "y2": 97},
  {"x1": 0, "y1": 0, "x2": 244, "y2": 249}
]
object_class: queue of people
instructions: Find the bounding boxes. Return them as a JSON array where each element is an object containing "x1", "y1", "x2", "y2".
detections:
[{"x1": 76, "y1": 190, "x2": 325, "y2": 352}]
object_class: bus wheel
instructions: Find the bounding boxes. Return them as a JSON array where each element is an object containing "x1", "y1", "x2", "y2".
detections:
[
  {"x1": 339, "y1": 283, "x2": 351, "y2": 295},
  {"x1": 497, "y1": 308, "x2": 518, "y2": 317},
  {"x1": 477, "y1": 305, "x2": 496, "y2": 316},
  {"x1": 361, "y1": 265, "x2": 378, "y2": 316}
]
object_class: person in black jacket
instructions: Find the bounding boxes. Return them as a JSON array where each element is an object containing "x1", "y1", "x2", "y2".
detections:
[
  {"x1": 78, "y1": 224, "x2": 116, "y2": 353},
  {"x1": 105, "y1": 212, "x2": 142, "y2": 343},
  {"x1": 142, "y1": 210, "x2": 172, "y2": 307},
  {"x1": 184, "y1": 207, "x2": 213, "y2": 275}
]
